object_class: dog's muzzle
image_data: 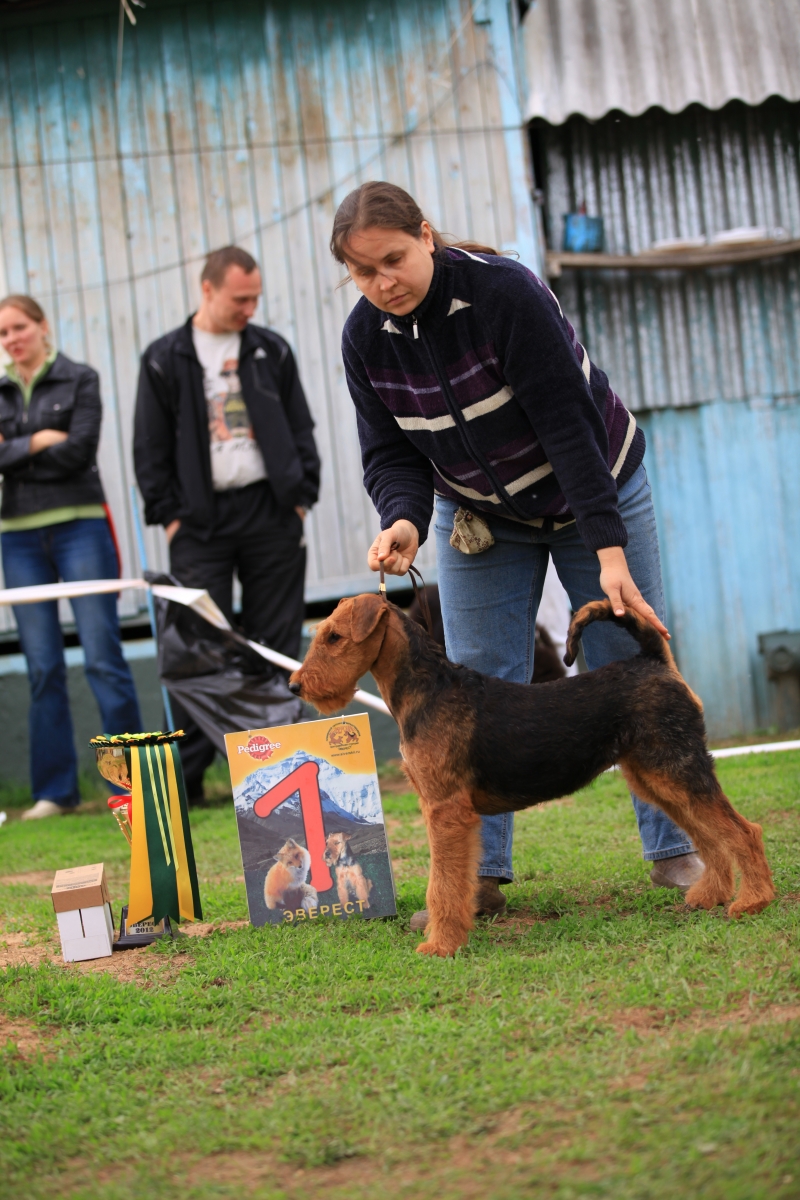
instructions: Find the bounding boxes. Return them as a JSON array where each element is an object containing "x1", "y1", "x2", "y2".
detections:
[{"x1": 288, "y1": 678, "x2": 302, "y2": 695}]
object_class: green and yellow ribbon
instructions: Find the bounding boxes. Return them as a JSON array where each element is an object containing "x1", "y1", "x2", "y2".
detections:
[{"x1": 91, "y1": 732, "x2": 202, "y2": 926}]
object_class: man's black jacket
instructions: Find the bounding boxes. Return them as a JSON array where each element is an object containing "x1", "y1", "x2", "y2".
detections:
[
  {"x1": 0, "y1": 353, "x2": 106, "y2": 519},
  {"x1": 134, "y1": 318, "x2": 320, "y2": 530}
]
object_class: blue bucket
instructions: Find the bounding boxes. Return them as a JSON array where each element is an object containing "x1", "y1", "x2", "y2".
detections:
[{"x1": 563, "y1": 214, "x2": 604, "y2": 253}]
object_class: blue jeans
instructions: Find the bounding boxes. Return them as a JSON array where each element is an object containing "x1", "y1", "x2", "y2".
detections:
[
  {"x1": 434, "y1": 464, "x2": 694, "y2": 879},
  {"x1": 2, "y1": 519, "x2": 142, "y2": 807}
]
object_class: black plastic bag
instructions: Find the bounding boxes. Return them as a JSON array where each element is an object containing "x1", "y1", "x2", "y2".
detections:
[{"x1": 146, "y1": 572, "x2": 303, "y2": 752}]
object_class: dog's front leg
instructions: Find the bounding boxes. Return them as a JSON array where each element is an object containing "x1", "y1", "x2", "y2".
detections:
[
  {"x1": 336, "y1": 874, "x2": 350, "y2": 908},
  {"x1": 417, "y1": 793, "x2": 482, "y2": 958}
]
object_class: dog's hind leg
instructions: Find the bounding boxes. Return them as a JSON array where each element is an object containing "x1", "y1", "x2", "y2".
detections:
[
  {"x1": 417, "y1": 793, "x2": 482, "y2": 958},
  {"x1": 620, "y1": 762, "x2": 774, "y2": 916},
  {"x1": 620, "y1": 762, "x2": 733, "y2": 907}
]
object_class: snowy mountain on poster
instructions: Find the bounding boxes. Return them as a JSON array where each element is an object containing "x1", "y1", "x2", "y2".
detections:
[{"x1": 233, "y1": 751, "x2": 383, "y2": 825}]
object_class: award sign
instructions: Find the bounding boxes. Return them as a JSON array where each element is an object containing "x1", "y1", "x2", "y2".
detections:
[{"x1": 224, "y1": 714, "x2": 397, "y2": 927}]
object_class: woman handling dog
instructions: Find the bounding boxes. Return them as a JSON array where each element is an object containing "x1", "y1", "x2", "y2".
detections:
[
  {"x1": 330, "y1": 181, "x2": 707, "y2": 929},
  {"x1": 0, "y1": 295, "x2": 142, "y2": 818}
]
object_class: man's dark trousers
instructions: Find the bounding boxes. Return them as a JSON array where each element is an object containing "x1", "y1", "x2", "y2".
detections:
[{"x1": 168, "y1": 480, "x2": 305, "y2": 799}]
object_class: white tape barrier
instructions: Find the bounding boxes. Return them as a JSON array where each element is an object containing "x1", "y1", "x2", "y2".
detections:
[
  {"x1": 150, "y1": 584, "x2": 392, "y2": 717},
  {"x1": 0, "y1": 578, "x2": 148, "y2": 605},
  {"x1": 0, "y1": 578, "x2": 391, "y2": 719},
  {"x1": 711, "y1": 739, "x2": 800, "y2": 759},
  {"x1": 605, "y1": 738, "x2": 800, "y2": 773},
  {"x1": 4, "y1": 580, "x2": 800, "y2": 737}
]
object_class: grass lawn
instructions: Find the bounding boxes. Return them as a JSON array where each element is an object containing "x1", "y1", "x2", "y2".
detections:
[{"x1": 0, "y1": 752, "x2": 798, "y2": 1198}]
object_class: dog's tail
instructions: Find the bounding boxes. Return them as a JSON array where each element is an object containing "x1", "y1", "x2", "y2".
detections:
[{"x1": 564, "y1": 599, "x2": 674, "y2": 669}]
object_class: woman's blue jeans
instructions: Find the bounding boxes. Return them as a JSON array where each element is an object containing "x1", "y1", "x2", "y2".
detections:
[
  {"x1": 433, "y1": 464, "x2": 693, "y2": 880},
  {"x1": 2, "y1": 518, "x2": 142, "y2": 807}
]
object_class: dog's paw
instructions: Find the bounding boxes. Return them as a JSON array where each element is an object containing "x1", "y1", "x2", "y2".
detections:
[
  {"x1": 727, "y1": 892, "x2": 774, "y2": 918},
  {"x1": 416, "y1": 939, "x2": 461, "y2": 958},
  {"x1": 685, "y1": 881, "x2": 729, "y2": 910}
]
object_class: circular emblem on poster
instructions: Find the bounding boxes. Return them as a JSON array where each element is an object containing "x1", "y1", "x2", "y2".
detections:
[{"x1": 326, "y1": 721, "x2": 361, "y2": 749}]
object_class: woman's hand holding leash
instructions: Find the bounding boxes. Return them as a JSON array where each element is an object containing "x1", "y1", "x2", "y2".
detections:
[
  {"x1": 597, "y1": 546, "x2": 670, "y2": 639},
  {"x1": 368, "y1": 519, "x2": 419, "y2": 576}
]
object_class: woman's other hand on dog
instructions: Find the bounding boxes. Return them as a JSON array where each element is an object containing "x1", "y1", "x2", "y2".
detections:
[
  {"x1": 368, "y1": 519, "x2": 420, "y2": 576},
  {"x1": 597, "y1": 546, "x2": 670, "y2": 639}
]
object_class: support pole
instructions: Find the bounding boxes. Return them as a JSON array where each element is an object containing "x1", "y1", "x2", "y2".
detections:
[{"x1": 130, "y1": 486, "x2": 176, "y2": 730}]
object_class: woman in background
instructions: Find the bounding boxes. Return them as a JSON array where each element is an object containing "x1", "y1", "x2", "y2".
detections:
[{"x1": 0, "y1": 295, "x2": 141, "y2": 818}]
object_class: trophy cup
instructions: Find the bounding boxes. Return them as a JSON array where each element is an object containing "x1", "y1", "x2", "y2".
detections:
[{"x1": 93, "y1": 731, "x2": 202, "y2": 946}]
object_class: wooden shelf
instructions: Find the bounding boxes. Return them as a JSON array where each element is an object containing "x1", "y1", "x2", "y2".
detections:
[{"x1": 545, "y1": 239, "x2": 800, "y2": 277}]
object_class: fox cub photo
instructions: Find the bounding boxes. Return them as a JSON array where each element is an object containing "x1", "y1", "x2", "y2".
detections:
[{"x1": 264, "y1": 838, "x2": 318, "y2": 912}]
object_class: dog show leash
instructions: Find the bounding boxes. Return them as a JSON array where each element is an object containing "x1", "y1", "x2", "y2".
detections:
[{"x1": 379, "y1": 549, "x2": 434, "y2": 637}]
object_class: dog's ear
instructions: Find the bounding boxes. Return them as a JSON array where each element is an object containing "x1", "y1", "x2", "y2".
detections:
[{"x1": 350, "y1": 594, "x2": 388, "y2": 644}]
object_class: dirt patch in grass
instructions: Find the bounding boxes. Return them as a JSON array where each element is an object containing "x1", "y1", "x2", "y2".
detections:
[
  {"x1": 0, "y1": 1012, "x2": 54, "y2": 1059},
  {"x1": 609, "y1": 1002, "x2": 800, "y2": 1035},
  {"x1": 0, "y1": 931, "x2": 57, "y2": 970},
  {"x1": 182, "y1": 920, "x2": 250, "y2": 938},
  {"x1": 170, "y1": 1101, "x2": 606, "y2": 1199},
  {"x1": 70, "y1": 1111, "x2": 585, "y2": 1200},
  {"x1": 0, "y1": 919, "x2": 252, "y2": 977},
  {"x1": 0, "y1": 871, "x2": 55, "y2": 887},
  {"x1": 0, "y1": 931, "x2": 176, "y2": 980}
]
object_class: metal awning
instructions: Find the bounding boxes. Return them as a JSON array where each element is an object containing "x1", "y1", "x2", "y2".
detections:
[{"x1": 523, "y1": 0, "x2": 800, "y2": 124}]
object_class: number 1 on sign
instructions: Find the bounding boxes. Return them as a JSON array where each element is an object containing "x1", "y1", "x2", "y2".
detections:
[{"x1": 253, "y1": 761, "x2": 333, "y2": 892}]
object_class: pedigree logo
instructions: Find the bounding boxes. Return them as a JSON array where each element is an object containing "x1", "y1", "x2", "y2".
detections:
[{"x1": 239, "y1": 735, "x2": 281, "y2": 761}]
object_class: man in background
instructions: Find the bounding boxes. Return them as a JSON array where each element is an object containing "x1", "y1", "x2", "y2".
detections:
[{"x1": 134, "y1": 246, "x2": 320, "y2": 801}]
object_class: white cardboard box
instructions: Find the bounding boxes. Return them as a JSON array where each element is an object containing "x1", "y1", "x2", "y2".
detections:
[
  {"x1": 51, "y1": 864, "x2": 114, "y2": 962},
  {"x1": 55, "y1": 903, "x2": 115, "y2": 962}
]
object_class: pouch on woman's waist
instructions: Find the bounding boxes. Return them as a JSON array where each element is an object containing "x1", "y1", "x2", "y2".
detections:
[{"x1": 449, "y1": 507, "x2": 495, "y2": 555}]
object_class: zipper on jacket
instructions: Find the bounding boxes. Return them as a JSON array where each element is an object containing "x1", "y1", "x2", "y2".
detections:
[
  {"x1": 416, "y1": 322, "x2": 531, "y2": 522},
  {"x1": 412, "y1": 317, "x2": 419, "y2": 340}
]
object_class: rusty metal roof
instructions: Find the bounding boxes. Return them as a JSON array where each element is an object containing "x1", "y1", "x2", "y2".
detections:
[{"x1": 523, "y1": 0, "x2": 800, "y2": 124}]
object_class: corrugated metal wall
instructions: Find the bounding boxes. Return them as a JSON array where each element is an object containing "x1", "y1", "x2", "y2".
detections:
[
  {"x1": 533, "y1": 98, "x2": 800, "y2": 736},
  {"x1": 640, "y1": 398, "x2": 800, "y2": 738},
  {"x1": 523, "y1": 0, "x2": 800, "y2": 124},
  {"x1": 0, "y1": 0, "x2": 538, "y2": 631}
]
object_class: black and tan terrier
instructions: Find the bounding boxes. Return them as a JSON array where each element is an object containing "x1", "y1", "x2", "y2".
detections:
[
  {"x1": 289, "y1": 595, "x2": 774, "y2": 958},
  {"x1": 323, "y1": 831, "x2": 374, "y2": 909}
]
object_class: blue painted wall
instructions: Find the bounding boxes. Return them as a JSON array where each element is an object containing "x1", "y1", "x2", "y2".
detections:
[{"x1": 641, "y1": 398, "x2": 800, "y2": 737}]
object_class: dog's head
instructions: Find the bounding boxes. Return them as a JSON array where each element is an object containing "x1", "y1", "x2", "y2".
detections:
[
  {"x1": 289, "y1": 594, "x2": 389, "y2": 714},
  {"x1": 275, "y1": 838, "x2": 307, "y2": 869},
  {"x1": 323, "y1": 831, "x2": 351, "y2": 866}
]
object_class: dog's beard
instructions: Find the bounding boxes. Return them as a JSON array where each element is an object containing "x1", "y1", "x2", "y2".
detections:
[
  {"x1": 310, "y1": 692, "x2": 356, "y2": 715},
  {"x1": 297, "y1": 682, "x2": 357, "y2": 715},
  {"x1": 293, "y1": 660, "x2": 360, "y2": 715}
]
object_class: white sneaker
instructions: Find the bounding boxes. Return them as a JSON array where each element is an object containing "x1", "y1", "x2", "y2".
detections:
[{"x1": 21, "y1": 799, "x2": 67, "y2": 820}]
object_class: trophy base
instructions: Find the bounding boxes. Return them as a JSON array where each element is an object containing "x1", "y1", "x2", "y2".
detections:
[{"x1": 114, "y1": 905, "x2": 179, "y2": 948}]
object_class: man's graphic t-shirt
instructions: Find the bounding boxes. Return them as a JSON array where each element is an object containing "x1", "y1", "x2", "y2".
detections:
[{"x1": 192, "y1": 326, "x2": 268, "y2": 492}]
